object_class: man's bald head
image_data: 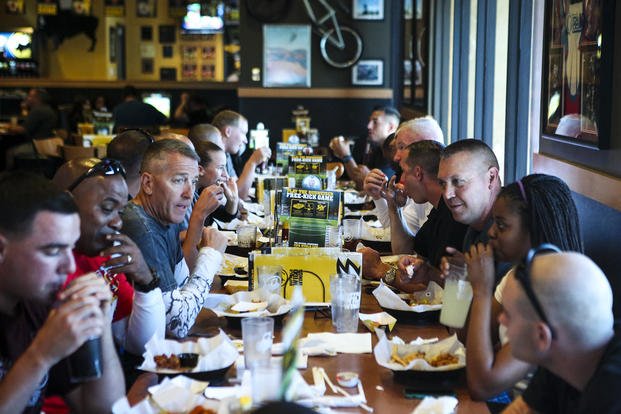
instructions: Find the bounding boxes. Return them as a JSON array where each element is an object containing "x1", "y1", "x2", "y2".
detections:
[
  {"x1": 524, "y1": 252, "x2": 613, "y2": 345},
  {"x1": 155, "y1": 131, "x2": 195, "y2": 150},
  {"x1": 52, "y1": 158, "x2": 101, "y2": 190},
  {"x1": 188, "y1": 123, "x2": 224, "y2": 149}
]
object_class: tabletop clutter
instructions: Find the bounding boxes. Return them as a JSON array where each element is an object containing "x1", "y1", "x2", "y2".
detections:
[{"x1": 112, "y1": 147, "x2": 471, "y2": 414}]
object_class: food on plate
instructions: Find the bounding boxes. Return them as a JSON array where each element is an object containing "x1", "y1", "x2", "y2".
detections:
[
  {"x1": 390, "y1": 345, "x2": 458, "y2": 367},
  {"x1": 153, "y1": 354, "x2": 181, "y2": 370},
  {"x1": 178, "y1": 353, "x2": 199, "y2": 368},
  {"x1": 407, "y1": 291, "x2": 441, "y2": 306},
  {"x1": 427, "y1": 352, "x2": 459, "y2": 367},
  {"x1": 189, "y1": 406, "x2": 217, "y2": 414},
  {"x1": 390, "y1": 345, "x2": 425, "y2": 366}
]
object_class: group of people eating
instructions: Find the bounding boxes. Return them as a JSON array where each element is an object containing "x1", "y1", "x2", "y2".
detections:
[{"x1": 0, "y1": 105, "x2": 619, "y2": 414}]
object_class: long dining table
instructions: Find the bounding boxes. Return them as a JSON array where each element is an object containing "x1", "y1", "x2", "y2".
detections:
[{"x1": 128, "y1": 273, "x2": 491, "y2": 413}]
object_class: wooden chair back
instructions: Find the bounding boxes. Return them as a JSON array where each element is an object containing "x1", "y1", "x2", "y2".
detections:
[{"x1": 32, "y1": 137, "x2": 64, "y2": 158}]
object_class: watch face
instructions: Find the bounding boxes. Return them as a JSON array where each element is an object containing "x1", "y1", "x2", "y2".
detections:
[{"x1": 301, "y1": 175, "x2": 322, "y2": 190}]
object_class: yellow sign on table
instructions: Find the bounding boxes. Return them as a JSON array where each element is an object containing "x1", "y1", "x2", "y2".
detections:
[{"x1": 251, "y1": 247, "x2": 362, "y2": 302}]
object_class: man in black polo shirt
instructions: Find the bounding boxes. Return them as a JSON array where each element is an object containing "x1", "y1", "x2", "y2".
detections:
[{"x1": 361, "y1": 140, "x2": 468, "y2": 287}]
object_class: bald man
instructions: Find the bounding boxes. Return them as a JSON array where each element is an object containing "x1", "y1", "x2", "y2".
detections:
[
  {"x1": 501, "y1": 250, "x2": 621, "y2": 414},
  {"x1": 363, "y1": 116, "x2": 444, "y2": 250},
  {"x1": 53, "y1": 158, "x2": 165, "y2": 355},
  {"x1": 188, "y1": 123, "x2": 224, "y2": 149}
]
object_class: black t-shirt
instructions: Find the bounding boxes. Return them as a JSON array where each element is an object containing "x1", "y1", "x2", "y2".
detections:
[
  {"x1": 0, "y1": 301, "x2": 74, "y2": 414},
  {"x1": 112, "y1": 100, "x2": 166, "y2": 130},
  {"x1": 413, "y1": 197, "x2": 468, "y2": 267},
  {"x1": 522, "y1": 327, "x2": 621, "y2": 413}
]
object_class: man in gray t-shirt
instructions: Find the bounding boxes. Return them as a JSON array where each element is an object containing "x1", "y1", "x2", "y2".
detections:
[{"x1": 121, "y1": 139, "x2": 229, "y2": 337}]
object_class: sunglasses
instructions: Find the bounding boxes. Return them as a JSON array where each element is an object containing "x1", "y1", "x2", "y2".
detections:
[
  {"x1": 67, "y1": 158, "x2": 127, "y2": 192},
  {"x1": 514, "y1": 243, "x2": 561, "y2": 338},
  {"x1": 118, "y1": 127, "x2": 156, "y2": 143}
]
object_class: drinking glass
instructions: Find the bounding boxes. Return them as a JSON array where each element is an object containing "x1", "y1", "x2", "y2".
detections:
[
  {"x1": 242, "y1": 317, "x2": 274, "y2": 370},
  {"x1": 439, "y1": 263, "x2": 473, "y2": 328},
  {"x1": 330, "y1": 274, "x2": 362, "y2": 333}
]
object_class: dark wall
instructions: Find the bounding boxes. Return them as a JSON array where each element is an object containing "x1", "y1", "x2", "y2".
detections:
[
  {"x1": 239, "y1": 1, "x2": 399, "y2": 88},
  {"x1": 238, "y1": 1, "x2": 401, "y2": 146}
]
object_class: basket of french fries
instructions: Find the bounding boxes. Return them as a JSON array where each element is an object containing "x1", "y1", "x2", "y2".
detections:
[
  {"x1": 373, "y1": 281, "x2": 443, "y2": 324},
  {"x1": 373, "y1": 330, "x2": 465, "y2": 388}
]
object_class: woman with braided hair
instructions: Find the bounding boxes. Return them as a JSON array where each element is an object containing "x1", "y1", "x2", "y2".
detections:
[{"x1": 464, "y1": 173, "x2": 583, "y2": 402}]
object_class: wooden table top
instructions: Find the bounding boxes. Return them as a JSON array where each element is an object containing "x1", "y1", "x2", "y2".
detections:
[{"x1": 183, "y1": 281, "x2": 491, "y2": 414}]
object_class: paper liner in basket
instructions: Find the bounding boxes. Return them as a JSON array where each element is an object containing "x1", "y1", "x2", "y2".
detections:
[
  {"x1": 372, "y1": 281, "x2": 443, "y2": 312},
  {"x1": 373, "y1": 330, "x2": 465, "y2": 371},
  {"x1": 139, "y1": 330, "x2": 238, "y2": 373},
  {"x1": 213, "y1": 289, "x2": 292, "y2": 317}
]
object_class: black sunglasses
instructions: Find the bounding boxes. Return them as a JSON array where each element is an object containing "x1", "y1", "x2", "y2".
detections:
[
  {"x1": 67, "y1": 158, "x2": 127, "y2": 192},
  {"x1": 514, "y1": 243, "x2": 561, "y2": 338},
  {"x1": 118, "y1": 127, "x2": 156, "y2": 143}
]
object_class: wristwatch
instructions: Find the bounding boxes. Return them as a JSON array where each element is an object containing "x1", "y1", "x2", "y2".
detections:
[
  {"x1": 134, "y1": 269, "x2": 160, "y2": 293},
  {"x1": 341, "y1": 155, "x2": 353, "y2": 163},
  {"x1": 383, "y1": 265, "x2": 398, "y2": 285}
]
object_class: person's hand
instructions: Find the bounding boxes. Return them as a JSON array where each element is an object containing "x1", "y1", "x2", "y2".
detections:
[
  {"x1": 382, "y1": 175, "x2": 407, "y2": 209},
  {"x1": 360, "y1": 247, "x2": 388, "y2": 280},
  {"x1": 100, "y1": 233, "x2": 153, "y2": 286},
  {"x1": 464, "y1": 242, "x2": 495, "y2": 296},
  {"x1": 199, "y1": 227, "x2": 228, "y2": 253},
  {"x1": 363, "y1": 169, "x2": 388, "y2": 199},
  {"x1": 249, "y1": 147, "x2": 271, "y2": 166},
  {"x1": 440, "y1": 247, "x2": 466, "y2": 278},
  {"x1": 30, "y1": 287, "x2": 107, "y2": 366},
  {"x1": 220, "y1": 177, "x2": 239, "y2": 214},
  {"x1": 396, "y1": 255, "x2": 434, "y2": 287},
  {"x1": 329, "y1": 136, "x2": 350, "y2": 159},
  {"x1": 193, "y1": 184, "x2": 225, "y2": 219}
]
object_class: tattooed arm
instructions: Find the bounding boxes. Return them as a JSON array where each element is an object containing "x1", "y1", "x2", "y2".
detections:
[{"x1": 161, "y1": 247, "x2": 223, "y2": 338}]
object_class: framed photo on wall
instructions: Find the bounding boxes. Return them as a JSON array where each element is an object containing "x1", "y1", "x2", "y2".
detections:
[
  {"x1": 352, "y1": 0, "x2": 384, "y2": 20},
  {"x1": 263, "y1": 25, "x2": 311, "y2": 88},
  {"x1": 540, "y1": 0, "x2": 615, "y2": 149},
  {"x1": 352, "y1": 59, "x2": 383, "y2": 85}
]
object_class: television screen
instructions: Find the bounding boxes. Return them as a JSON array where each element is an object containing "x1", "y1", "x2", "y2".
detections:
[
  {"x1": 0, "y1": 29, "x2": 33, "y2": 60},
  {"x1": 181, "y1": 2, "x2": 224, "y2": 34},
  {"x1": 143, "y1": 93, "x2": 171, "y2": 118}
]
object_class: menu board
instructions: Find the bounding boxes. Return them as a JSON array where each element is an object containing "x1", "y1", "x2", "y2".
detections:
[
  {"x1": 279, "y1": 188, "x2": 342, "y2": 248},
  {"x1": 288, "y1": 155, "x2": 326, "y2": 190},
  {"x1": 276, "y1": 142, "x2": 307, "y2": 173}
]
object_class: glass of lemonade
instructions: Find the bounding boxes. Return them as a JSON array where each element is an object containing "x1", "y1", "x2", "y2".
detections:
[{"x1": 439, "y1": 264, "x2": 473, "y2": 328}]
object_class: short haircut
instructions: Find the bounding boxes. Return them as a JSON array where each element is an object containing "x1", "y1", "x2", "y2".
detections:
[
  {"x1": 373, "y1": 106, "x2": 401, "y2": 124},
  {"x1": 441, "y1": 138, "x2": 499, "y2": 170},
  {"x1": 404, "y1": 140, "x2": 445, "y2": 176},
  {"x1": 188, "y1": 123, "x2": 222, "y2": 146},
  {"x1": 396, "y1": 116, "x2": 444, "y2": 143},
  {"x1": 195, "y1": 140, "x2": 225, "y2": 167},
  {"x1": 33, "y1": 88, "x2": 51, "y2": 104},
  {"x1": 0, "y1": 171, "x2": 77, "y2": 238},
  {"x1": 382, "y1": 132, "x2": 396, "y2": 151},
  {"x1": 123, "y1": 85, "x2": 138, "y2": 99},
  {"x1": 107, "y1": 129, "x2": 153, "y2": 176},
  {"x1": 499, "y1": 174, "x2": 583, "y2": 253},
  {"x1": 211, "y1": 110, "x2": 245, "y2": 130},
  {"x1": 140, "y1": 138, "x2": 200, "y2": 173}
]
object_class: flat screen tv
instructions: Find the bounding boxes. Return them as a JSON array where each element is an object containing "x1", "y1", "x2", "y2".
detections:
[
  {"x1": 181, "y1": 2, "x2": 224, "y2": 34},
  {"x1": 142, "y1": 92, "x2": 171, "y2": 119},
  {"x1": 0, "y1": 28, "x2": 34, "y2": 60}
]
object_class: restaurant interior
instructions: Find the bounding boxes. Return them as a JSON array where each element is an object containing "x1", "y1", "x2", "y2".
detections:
[{"x1": 1, "y1": 0, "x2": 621, "y2": 413}]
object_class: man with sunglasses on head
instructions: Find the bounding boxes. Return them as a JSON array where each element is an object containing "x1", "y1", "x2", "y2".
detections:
[
  {"x1": 500, "y1": 249, "x2": 621, "y2": 414},
  {"x1": 53, "y1": 158, "x2": 165, "y2": 356},
  {"x1": 0, "y1": 171, "x2": 124, "y2": 413},
  {"x1": 121, "y1": 139, "x2": 228, "y2": 338}
]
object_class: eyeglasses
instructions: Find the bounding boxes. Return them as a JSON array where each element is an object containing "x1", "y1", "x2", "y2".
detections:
[
  {"x1": 118, "y1": 127, "x2": 155, "y2": 143},
  {"x1": 67, "y1": 158, "x2": 127, "y2": 192},
  {"x1": 514, "y1": 243, "x2": 561, "y2": 338}
]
